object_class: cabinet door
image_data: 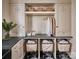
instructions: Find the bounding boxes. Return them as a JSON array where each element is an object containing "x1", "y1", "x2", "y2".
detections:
[
  {"x1": 12, "y1": 47, "x2": 19, "y2": 59},
  {"x1": 10, "y1": 4, "x2": 25, "y2": 37},
  {"x1": 55, "y1": 3, "x2": 71, "y2": 36},
  {"x1": 18, "y1": 46, "x2": 23, "y2": 59},
  {"x1": 18, "y1": 40, "x2": 24, "y2": 59},
  {"x1": 11, "y1": 39, "x2": 24, "y2": 59}
]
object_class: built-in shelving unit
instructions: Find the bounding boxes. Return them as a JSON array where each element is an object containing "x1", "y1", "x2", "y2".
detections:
[
  {"x1": 25, "y1": 3, "x2": 56, "y2": 35},
  {"x1": 24, "y1": 3, "x2": 56, "y2": 59}
]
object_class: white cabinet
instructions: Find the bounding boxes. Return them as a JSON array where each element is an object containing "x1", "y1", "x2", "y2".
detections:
[
  {"x1": 11, "y1": 39, "x2": 24, "y2": 59},
  {"x1": 10, "y1": 4, "x2": 19, "y2": 36},
  {"x1": 12, "y1": 45, "x2": 18, "y2": 59},
  {"x1": 10, "y1": 4, "x2": 26, "y2": 37},
  {"x1": 55, "y1": 3, "x2": 71, "y2": 36}
]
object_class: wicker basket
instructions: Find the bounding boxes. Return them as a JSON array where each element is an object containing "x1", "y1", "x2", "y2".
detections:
[
  {"x1": 26, "y1": 40, "x2": 37, "y2": 52},
  {"x1": 57, "y1": 40, "x2": 71, "y2": 52},
  {"x1": 42, "y1": 44, "x2": 54, "y2": 52},
  {"x1": 58, "y1": 43, "x2": 71, "y2": 52},
  {"x1": 26, "y1": 44, "x2": 37, "y2": 52},
  {"x1": 41, "y1": 40, "x2": 54, "y2": 52}
]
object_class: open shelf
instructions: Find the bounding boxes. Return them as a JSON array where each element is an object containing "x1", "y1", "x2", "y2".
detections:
[
  {"x1": 25, "y1": 3, "x2": 55, "y2": 16},
  {"x1": 25, "y1": 11, "x2": 55, "y2": 15},
  {"x1": 25, "y1": 3, "x2": 55, "y2": 11}
]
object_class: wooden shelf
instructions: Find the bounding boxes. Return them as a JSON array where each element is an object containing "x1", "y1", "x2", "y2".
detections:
[{"x1": 25, "y1": 11, "x2": 55, "y2": 15}]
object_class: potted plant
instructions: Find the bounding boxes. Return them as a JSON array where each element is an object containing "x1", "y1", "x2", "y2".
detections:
[{"x1": 2, "y1": 19, "x2": 17, "y2": 39}]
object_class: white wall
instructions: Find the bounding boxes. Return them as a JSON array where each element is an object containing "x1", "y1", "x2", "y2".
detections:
[
  {"x1": 25, "y1": 16, "x2": 52, "y2": 34},
  {"x1": 2, "y1": 0, "x2": 10, "y2": 21},
  {"x1": 32, "y1": 16, "x2": 52, "y2": 34},
  {"x1": 71, "y1": 0, "x2": 76, "y2": 58}
]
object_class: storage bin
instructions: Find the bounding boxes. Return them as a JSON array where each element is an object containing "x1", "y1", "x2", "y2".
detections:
[
  {"x1": 25, "y1": 39, "x2": 38, "y2": 59},
  {"x1": 41, "y1": 39, "x2": 54, "y2": 52},
  {"x1": 57, "y1": 39, "x2": 72, "y2": 52},
  {"x1": 26, "y1": 39, "x2": 37, "y2": 52}
]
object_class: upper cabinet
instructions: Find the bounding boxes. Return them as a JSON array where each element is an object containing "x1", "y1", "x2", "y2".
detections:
[
  {"x1": 55, "y1": 3, "x2": 71, "y2": 36},
  {"x1": 10, "y1": 4, "x2": 26, "y2": 37}
]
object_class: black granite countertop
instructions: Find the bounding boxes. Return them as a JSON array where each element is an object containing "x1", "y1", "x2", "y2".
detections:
[
  {"x1": 2, "y1": 37, "x2": 22, "y2": 59},
  {"x1": 2, "y1": 35, "x2": 72, "y2": 50},
  {"x1": 55, "y1": 36, "x2": 72, "y2": 39},
  {"x1": 24, "y1": 34, "x2": 72, "y2": 39},
  {"x1": 2, "y1": 37, "x2": 21, "y2": 50}
]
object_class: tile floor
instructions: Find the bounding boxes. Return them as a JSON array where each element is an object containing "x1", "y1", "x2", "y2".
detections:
[{"x1": 24, "y1": 52, "x2": 71, "y2": 59}]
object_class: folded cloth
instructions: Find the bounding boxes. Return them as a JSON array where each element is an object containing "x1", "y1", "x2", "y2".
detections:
[
  {"x1": 42, "y1": 40, "x2": 52, "y2": 43},
  {"x1": 42, "y1": 44, "x2": 53, "y2": 52},
  {"x1": 27, "y1": 40, "x2": 35, "y2": 43},
  {"x1": 59, "y1": 40, "x2": 68, "y2": 43}
]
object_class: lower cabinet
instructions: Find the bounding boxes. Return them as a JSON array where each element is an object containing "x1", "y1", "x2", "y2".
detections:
[
  {"x1": 25, "y1": 39, "x2": 55, "y2": 59},
  {"x1": 11, "y1": 39, "x2": 24, "y2": 59},
  {"x1": 11, "y1": 38, "x2": 72, "y2": 59},
  {"x1": 24, "y1": 38, "x2": 72, "y2": 59}
]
